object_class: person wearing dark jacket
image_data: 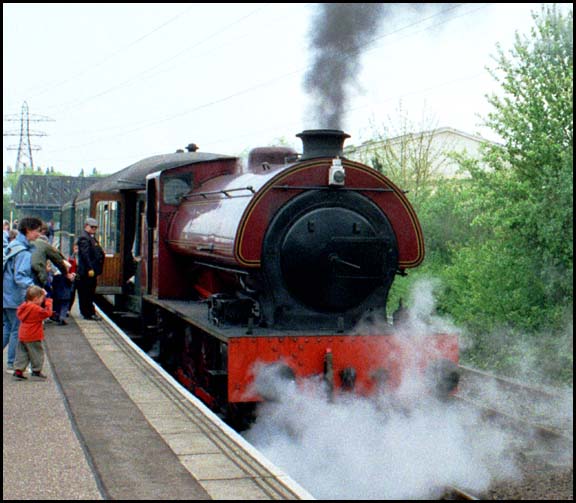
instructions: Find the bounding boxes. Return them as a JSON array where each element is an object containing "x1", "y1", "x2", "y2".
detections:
[
  {"x1": 76, "y1": 217, "x2": 105, "y2": 321},
  {"x1": 51, "y1": 260, "x2": 74, "y2": 324}
]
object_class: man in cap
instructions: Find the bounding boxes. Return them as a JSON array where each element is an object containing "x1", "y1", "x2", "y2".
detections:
[{"x1": 76, "y1": 217, "x2": 105, "y2": 320}]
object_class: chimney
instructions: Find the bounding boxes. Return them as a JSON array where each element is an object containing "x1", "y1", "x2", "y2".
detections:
[{"x1": 296, "y1": 129, "x2": 350, "y2": 160}]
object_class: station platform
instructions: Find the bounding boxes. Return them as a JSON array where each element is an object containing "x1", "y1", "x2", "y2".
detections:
[
  {"x1": 3, "y1": 329, "x2": 103, "y2": 500},
  {"x1": 3, "y1": 305, "x2": 313, "y2": 500}
]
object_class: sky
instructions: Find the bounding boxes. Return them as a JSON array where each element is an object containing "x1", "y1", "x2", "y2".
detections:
[{"x1": 3, "y1": 3, "x2": 571, "y2": 177}]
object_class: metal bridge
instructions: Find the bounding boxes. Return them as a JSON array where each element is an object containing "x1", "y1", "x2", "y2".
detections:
[{"x1": 12, "y1": 175, "x2": 100, "y2": 221}]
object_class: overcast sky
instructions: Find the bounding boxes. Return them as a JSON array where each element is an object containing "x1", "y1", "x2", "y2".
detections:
[{"x1": 3, "y1": 3, "x2": 570, "y2": 176}]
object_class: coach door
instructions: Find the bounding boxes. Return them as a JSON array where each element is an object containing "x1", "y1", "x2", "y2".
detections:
[
  {"x1": 92, "y1": 194, "x2": 123, "y2": 294},
  {"x1": 144, "y1": 175, "x2": 159, "y2": 296}
]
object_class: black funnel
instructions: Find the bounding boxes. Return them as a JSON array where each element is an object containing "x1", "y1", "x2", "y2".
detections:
[{"x1": 296, "y1": 129, "x2": 350, "y2": 160}]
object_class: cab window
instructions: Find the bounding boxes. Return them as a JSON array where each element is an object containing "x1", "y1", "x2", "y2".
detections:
[{"x1": 163, "y1": 175, "x2": 193, "y2": 205}]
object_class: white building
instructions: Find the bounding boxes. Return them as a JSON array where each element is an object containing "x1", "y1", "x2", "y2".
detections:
[{"x1": 345, "y1": 126, "x2": 497, "y2": 179}]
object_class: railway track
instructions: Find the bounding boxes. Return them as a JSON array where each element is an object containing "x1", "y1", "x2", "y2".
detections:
[
  {"x1": 440, "y1": 486, "x2": 479, "y2": 500},
  {"x1": 455, "y1": 365, "x2": 573, "y2": 500},
  {"x1": 459, "y1": 364, "x2": 569, "y2": 403},
  {"x1": 458, "y1": 365, "x2": 572, "y2": 439},
  {"x1": 457, "y1": 364, "x2": 572, "y2": 467}
]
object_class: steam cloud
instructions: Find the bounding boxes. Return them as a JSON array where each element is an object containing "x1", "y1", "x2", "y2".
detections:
[
  {"x1": 246, "y1": 382, "x2": 517, "y2": 499},
  {"x1": 244, "y1": 279, "x2": 572, "y2": 499}
]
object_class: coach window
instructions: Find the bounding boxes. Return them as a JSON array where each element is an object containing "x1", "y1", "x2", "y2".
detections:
[
  {"x1": 96, "y1": 200, "x2": 121, "y2": 254},
  {"x1": 76, "y1": 207, "x2": 88, "y2": 236}
]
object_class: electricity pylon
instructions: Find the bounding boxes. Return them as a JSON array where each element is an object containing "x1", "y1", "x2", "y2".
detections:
[{"x1": 4, "y1": 101, "x2": 54, "y2": 171}]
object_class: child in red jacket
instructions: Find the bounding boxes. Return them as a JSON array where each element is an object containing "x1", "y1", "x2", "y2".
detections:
[{"x1": 13, "y1": 285, "x2": 53, "y2": 381}]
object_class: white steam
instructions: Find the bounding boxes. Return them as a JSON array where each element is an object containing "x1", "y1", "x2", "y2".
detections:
[
  {"x1": 245, "y1": 368, "x2": 519, "y2": 499},
  {"x1": 244, "y1": 279, "x2": 524, "y2": 499}
]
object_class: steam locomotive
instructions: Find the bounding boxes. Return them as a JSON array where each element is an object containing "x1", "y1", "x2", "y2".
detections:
[{"x1": 60, "y1": 129, "x2": 458, "y2": 419}]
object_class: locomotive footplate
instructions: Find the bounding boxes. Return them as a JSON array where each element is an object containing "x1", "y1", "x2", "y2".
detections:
[{"x1": 142, "y1": 295, "x2": 345, "y2": 341}]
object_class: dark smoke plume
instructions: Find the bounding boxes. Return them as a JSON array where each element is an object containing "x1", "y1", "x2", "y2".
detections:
[
  {"x1": 303, "y1": 3, "x2": 460, "y2": 130},
  {"x1": 303, "y1": 3, "x2": 387, "y2": 129}
]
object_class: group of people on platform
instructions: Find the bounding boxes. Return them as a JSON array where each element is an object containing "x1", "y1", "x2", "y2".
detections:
[{"x1": 3, "y1": 217, "x2": 105, "y2": 381}]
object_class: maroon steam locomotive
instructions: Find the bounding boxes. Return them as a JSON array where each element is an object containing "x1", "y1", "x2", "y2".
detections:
[{"x1": 60, "y1": 129, "x2": 458, "y2": 419}]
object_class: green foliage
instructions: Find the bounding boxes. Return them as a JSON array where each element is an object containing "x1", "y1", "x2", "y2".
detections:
[
  {"x1": 446, "y1": 5, "x2": 572, "y2": 382},
  {"x1": 485, "y1": 5, "x2": 572, "y2": 178},
  {"x1": 466, "y1": 5, "x2": 572, "y2": 324},
  {"x1": 442, "y1": 240, "x2": 552, "y2": 332},
  {"x1": 483, "y1": 4, "x2": 573, "y2": 273},
  {"x1": 389, "y1": 5, "x2": 573, "y2": 383},
  {"x1": 416, "y1": 178, "x2": 480, "y2": 264}
]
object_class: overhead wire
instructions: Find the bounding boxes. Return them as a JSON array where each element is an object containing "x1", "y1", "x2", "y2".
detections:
[
  {"x1": 44, "y1": 4, "x2": 270, "y2": 115},
  {"x1": 44, "y1": 3, "x2": 492, "y2": 158},
  {"x1": 54, "y1": 3, "x2": 461, "y2": 119},
  {"x1": 23, "y1": 4, "x2": 198, "y2": 101},
  {"x1": 202, "y1": 3, "x2": 494, "y2": 148}
]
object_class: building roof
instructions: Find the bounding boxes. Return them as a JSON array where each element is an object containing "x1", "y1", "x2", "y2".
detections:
[{"x1": 346, "y1": 126, "x2": 497, "y2": 152}]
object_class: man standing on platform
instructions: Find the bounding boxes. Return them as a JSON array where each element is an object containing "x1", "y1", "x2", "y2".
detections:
[{"x1": 76, "y1": 217, "x2": 105, "y2": 321}]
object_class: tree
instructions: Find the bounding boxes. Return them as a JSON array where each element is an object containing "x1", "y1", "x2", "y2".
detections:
[
  {"x1": 482, "y1": 4, "x2": 572, "y2": 314},
  {"x1": 442, "y1": 5, "x2": 573, "y2": 377},
  {"x1": 483, "y1": 4, "x2": 573, "y2": 274}
]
